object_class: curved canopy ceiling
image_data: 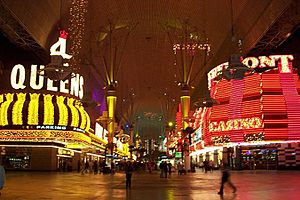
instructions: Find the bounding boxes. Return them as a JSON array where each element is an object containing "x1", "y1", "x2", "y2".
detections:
[{"x1": 0, "y1": 0, "x2": 299, "y2": 139}]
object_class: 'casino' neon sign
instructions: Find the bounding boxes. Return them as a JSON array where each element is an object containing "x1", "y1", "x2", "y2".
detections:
[
  {"x1": 209, "y1": 117, "x2": 262, "y2": 132},
  {"x1": 207, "y1": 54, "x2": 294, "y2": 89}
]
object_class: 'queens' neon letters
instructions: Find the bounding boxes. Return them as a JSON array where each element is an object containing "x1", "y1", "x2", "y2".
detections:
[{"x1": 10, "y1": 64, "x2": 84, "y2": 99}]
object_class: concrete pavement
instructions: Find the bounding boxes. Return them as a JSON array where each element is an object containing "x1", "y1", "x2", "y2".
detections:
[{"x1": 1, "y1": 170, "x2": 300, "y2": 200}]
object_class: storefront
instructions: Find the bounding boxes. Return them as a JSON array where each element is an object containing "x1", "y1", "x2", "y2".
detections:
[{"x1": 0, "y1": 32, "x2": 109, "y2": 171}]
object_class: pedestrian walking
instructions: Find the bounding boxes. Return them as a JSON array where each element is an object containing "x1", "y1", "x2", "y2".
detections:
[
  {"x1": 0, "y1": 163, "x2": 5, "y2": 196},
  {"x1": 159, "y1": 161, "x2": 164, "y2": 178},
  {"x1": 218, "y1": 164, "x2": 237, "y2": 196},
  {"x1": 163, "y1": 162, "x2": 168, "y2": 178},
  {"x1": 168, "y1": 162, "x2": 172, "y2": 175},
  {"x1": 93, "y1": 160, "x2": 98, "y2": 174},
  {"x1": 203, "y1": 160, "x2": 209, "y2": 173},
  {"x1": 77, "y1": 160, "x2": 81, "y2": 173},
  {"x1": 125, "y1": 161, "x2": 134, "y2": 189},
  {"x1": 209, "y1": 160, "x2": 214, "y2": 172}
]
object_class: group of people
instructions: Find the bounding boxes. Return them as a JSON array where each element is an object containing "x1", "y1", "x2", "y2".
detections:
[
  {"x1": 159, "y1": 161, "x2": 172, "y2": 178},
  {"x1": 79, "y1": 160, "x2": 107, "y2": 175},
  {"x1": 124, "y1": 160, "x2": 237, "y2": 196},
  {"x1": 201, "y1": 160, "x2": 215, "y2": 173},
  {"x1": 0, "y1": 158, "x2": 237, "y2": 196}
]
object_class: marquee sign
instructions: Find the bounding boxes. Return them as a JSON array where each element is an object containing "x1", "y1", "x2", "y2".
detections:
[
  {"x1": 209, "y1": 117, "x2": 262, "y2": 132},
  {"x1": 207, "y1": 54, "x2": 294, "y2": 89}
]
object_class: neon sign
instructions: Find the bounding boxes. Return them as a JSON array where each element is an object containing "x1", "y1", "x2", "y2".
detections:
[
  {"x1": 9, "y1": 31, "x2": 84, "y2": 99},
  {"x1": 207, "y1": 54, "x2": 294, "y2": 89},
  {"x1": 209, "y1": 117, "x2": 262, "y2": 132},
  {"x1": 10, "y1": 64, "x2": 84, "y2": 99},
  {"x1": 50, "y1": 30, "x2": 72, "y2": 60}
]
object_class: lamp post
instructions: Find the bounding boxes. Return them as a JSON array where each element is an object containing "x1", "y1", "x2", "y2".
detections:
[
  {"x1": 96, "y1": 21, "x2": 135, "y2": 172},
  {"x1": 163, "y1": 20, "x2": 210, "y2": 171},
  {"x1": 106, "y1": 85, "x2": 116, "y2": 172},
  {"x1": 129, "y1": 125, "x2": 134, "y2": 160}
]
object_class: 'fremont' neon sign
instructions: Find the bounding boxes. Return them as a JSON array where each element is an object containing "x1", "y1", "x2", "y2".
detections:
[
  {"x1": 209, "y1": 117, "x2": 262, "y2": 132},
  {"x1": 208, "y1": 54, "x2": 294, "y2": 89}
]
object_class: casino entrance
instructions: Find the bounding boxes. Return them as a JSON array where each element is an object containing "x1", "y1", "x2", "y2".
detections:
[{"x1": 240, "y1": 146, "x2": 278, "y2": 170}]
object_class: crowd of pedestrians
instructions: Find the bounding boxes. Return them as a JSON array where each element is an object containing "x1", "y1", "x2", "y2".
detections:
[{"x1": 63, "y1": 158, "x2": 237, "y2": 195}]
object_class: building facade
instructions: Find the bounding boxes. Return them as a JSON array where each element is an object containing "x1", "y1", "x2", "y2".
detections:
[{"x1": 189, "y1": 54, "x2": 300, "y2": 170}]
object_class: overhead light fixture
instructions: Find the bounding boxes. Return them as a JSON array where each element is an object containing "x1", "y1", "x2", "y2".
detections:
[
  {"x1": 194, "y1": 89, "x2": 219, "y2": 108},
  {"x1": 39, "y1": 55, "x2": 73, "y2": 81},
  {"x1": 182, "y1": 127, "x2": 195, "y2": 136},
  {"x1": 216, "y1": 54, "x2": 255, "y2": 81},
  {"x1": 194, "y1": 97, "x2": 219, "y2": 108}
]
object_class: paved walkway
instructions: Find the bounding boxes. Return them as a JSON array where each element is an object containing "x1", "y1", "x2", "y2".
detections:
[{"x1": 1, "y1": 170, "x2": 300, "y2": 200}]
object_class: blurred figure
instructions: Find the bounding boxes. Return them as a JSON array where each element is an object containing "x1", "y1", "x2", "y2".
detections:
[
  {"x1": 85, "y1": 161, "x2": 90, "y2": 173},
  {"x1": 209, "y1": 160, "x2": 214, "y2": 172},
  {"x1": 81, "y1": 160, "x2": 89, "y2": 174},
  {"x1": 159, "y1": 162, "x2": 164, "y2": 178},
  {"x1": 93, "y1": 160, "x2": 98, "y2": 174},
  {"x1": 0, "y1": 163, "x2": 5, "y2": 196},
  {"x1": 147, "y1": 162, "x2": 152, "y2": 174},
  {"x1": 177, "y1": 162, "x2": 184, "y2": 175},
  {"x1": 163, "y1": 162, "x2": 168, "y2": 178},
  {"x1": 77, "y1": 160, "x2": 81, "y2": 173},
  {"x1": 218, "y1": 164, "x2": 237, "y2": 196},
  {"x1": 125, "y1": 161, "x2": 134, "y2": 189},
  {"x1": 199, "y1": 162, "x2": 204, "y2": 172},
  {"x1": 203, "y1": 160, "x2": 209, "y2": 173},
  {"x1": 168, "y1": 162, "x2": 172, "y2": 175}
]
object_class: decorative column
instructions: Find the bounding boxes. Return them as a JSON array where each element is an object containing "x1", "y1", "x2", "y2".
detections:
[
  {"x1": 181, "y1": 84, "x2": 191, "y2": 171},
  {"x1": 129, "y1": 126, "x2": 134, "y2": 160},
  {"x1": 163, "y1": 20, "x2": 210, "y2": 171},
  {"x1": 106, "y1": 85, "x2": 116, "y2": 170},
  {"x1": 181, "y1": 85, "x2": 190, "y2": 130},
  {"x1": 96, "y1": 21, "x2": 135, "y2": 170}
]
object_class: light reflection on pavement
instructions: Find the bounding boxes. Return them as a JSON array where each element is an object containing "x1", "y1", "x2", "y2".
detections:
[{"x1": 2, "y1": 170, "x2": 300, "y2": 200}]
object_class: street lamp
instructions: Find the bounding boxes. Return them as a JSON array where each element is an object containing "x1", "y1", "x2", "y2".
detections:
[
  {"x1": 162, "y1": 20, "x2": 210, "y2": 171},
  {"x1": 183, "y1": 126, "x2": 196, "y2": 172}
]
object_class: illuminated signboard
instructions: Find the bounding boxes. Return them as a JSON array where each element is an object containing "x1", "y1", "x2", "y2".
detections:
[
  {"x1": 95, "y1": 123, "x2": 104, "y2": 139},
  {"x1": 207, "y1": 54, "x2": 294, "y2": 89},
  {"x1": 36, "y1": 125, "x2": 85, "y2": 133},
  {"x1": 197, "y1": 53, "x2": 300, "y2": 144},
  {"x1": 175, "y1": 152, "x2": 182, "y2": 158},
  {"x1": 50, "y1": 30, "x2": 72, "y2": 60},
  {"x1": 8, "y1": 31, "x2": 84, "y2": 99},
  {"x1": 209, "y1": 117, "x2": 262, "y2": 132},
  {"x1": 103, "y1": 129, "x2": 108, "y2": 142},
  {"x1": 116, "y1": 140, "x2": 123, "y2": 149},
  {"x1": 194, "y1": 128, "x2": 202, "y2": 142}
]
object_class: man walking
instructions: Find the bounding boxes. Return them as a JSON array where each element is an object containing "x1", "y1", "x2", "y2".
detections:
[
  {"x1": 125, "y1": 161, "x2": 134, "y2": 189},
  {"x1": 218, "y1": 164, "x2": 237, "y2": 196}
]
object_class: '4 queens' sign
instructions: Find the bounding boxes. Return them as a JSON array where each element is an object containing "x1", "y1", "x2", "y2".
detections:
[{"x1": 9, "y1": 30, "x2": 84, "y2": 99}]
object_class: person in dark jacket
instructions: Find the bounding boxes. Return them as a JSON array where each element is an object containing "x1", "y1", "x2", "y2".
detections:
[
  {"x1": 218, "y1": 164, "x2": 237, "y2": 196},
  {"x1": 0, "y1": 163, "x2": 5, "y2": 196},
  {"x1": 125, "y1": 161, "x2": 134, "y2": 189}
]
